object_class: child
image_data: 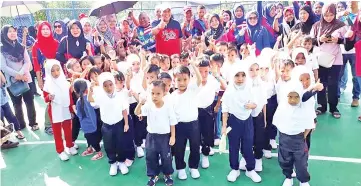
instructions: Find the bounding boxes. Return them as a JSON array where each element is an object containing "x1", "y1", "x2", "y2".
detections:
[
  {"x1": 275, "y1": 59, "x2": 295, "y2": 104},
  {"x1": 221, "y1": 65, "x2": 261, "y2": 183},
  {"x1": 43, "y1": 59, "x2": 77, "y2": 161},
  {"x1": 79, "y1": 56, "x2": 95, "y2": 71},
  {"x1": 196, "y1": 59, "x2": 222, "y2": 169},
  {"x1": 194, "y1": 5, "x2": 209, "y2": 36},
  {"x1": 159, "y1": 72, "x2": 173, "y2": 96},
  {"x1": 88, "y1": 72, "x2": 130, "y2": 176},
  {"x1": 221, "y1": 47, "x2": 240, "y2": 82},
  {"x1": 170, "y1": 54, "x2": 180, "y2": 71},
  {"x1": 301, "y1": 37, "x2": 320, "y2": 81},
  {"x1": 73, "y1": 79, "x2": 103, "y2": 160},
  {"x1": 135, "y1": 81, "x2": 176, "y2": 186},
  {"x1": 239, "y1": 60, "x2": 268, "y2": 172},
  {"x1": 180, "y1": 52, "x2": 190, "y2": 66},
  {"x1": 170, "y1": 60, "x2": 202, "y2": 180},
  {"x1": 215, "y1": 41, "x2": 228, "y2": 57},
  {"x1": 159, "y1": 55, "x2": 171, "y2": 73},
  {"x1": 273, "y1": 81, "x2": 315, "y2": 186}
]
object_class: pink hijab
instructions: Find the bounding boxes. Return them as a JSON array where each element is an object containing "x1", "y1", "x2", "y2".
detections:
[{"x1": 105, "y1": 14, "x2": 122, "y2": 42}]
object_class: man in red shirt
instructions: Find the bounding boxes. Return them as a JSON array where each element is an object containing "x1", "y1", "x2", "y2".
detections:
[{"x1": 152, "y1": 4, "x2": 183, "y2": 56}]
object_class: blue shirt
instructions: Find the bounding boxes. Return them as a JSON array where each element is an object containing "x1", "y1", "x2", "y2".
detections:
[
  {"x1": 136, "y1": 25, "x2": 156, "y2": 52},
  {"x1": 76, "y1": 96, "x2": 97, "y2": 134}
]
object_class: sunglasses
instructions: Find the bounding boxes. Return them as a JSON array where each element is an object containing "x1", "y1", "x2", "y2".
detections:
[
  {"x1": 54, "y1": 25, "x2": 62, "y2": 28},
  {"x1": 248, "y1": 17, "x2": 257, "y2": 20}
]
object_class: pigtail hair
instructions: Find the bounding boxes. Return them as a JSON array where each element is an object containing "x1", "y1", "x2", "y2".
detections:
[{"x1": 73, "y1": 79, "x2": 88, "y2": 118}]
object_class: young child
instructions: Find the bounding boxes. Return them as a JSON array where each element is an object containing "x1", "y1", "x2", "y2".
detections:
[
  {"x1": 73, "y1": 79, "x2": 103, "y2": 160},
  {"x1": 170, "y1": 54, "x2": 180, "y2": 71},
  {"x1": 215, "y1": 41, "x2": 228, "y2": 57},
  {"x1": 170, "y1": 60, "x2": 202, "y2": 180},
  {"x1": 196, "y1": 59, "x2": 222, "y2": 169},
  {"x1": 194, "y1": 5, "x2": 209, "y2": 36},
  {"x1": 275, "y1": 59, "x2": 295, "y2": 104},
  {"x1": 221, "y1": 47, "x2": 241, "y2": 83},
  {"x1": 273, "y1": 81, "x2": 315, "y2": 186},
  {"x1": 180, "y1": 52, "x2": 190, "y2": 66},
  {"x1": 88, "y1": 72, "x2": 130, "y2": 176},
  {"x1": 221, "y1": 65, "x2": 261, "y2": 183},
  {"x1": 159, "y1": 72, "x2": 173, "y2": 96},
  {"x1": 297, "y1": 39, "x2": 319, "y2": 81},
  {"x1": 159, "y1": 55, "x2": 171, "y2": 73},
  {"x1": 135, "y1": 80, "x2": 176, "y2": 186},
  {"x1": 43, "y1": 59, "x2": 77, "y2": 161}
]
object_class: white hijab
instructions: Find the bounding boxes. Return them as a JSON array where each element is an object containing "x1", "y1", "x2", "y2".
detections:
[
  {"x1": 43, "y1": 59, "x2": 70, "y2": 107},
  {"x1": 292, "y1": 47, "x2": 313, "y2": 70}
]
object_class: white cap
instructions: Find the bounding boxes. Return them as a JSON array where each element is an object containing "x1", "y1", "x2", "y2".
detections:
[{"x1": 160, "y1": 3, "x2": 171, "y2": 12}]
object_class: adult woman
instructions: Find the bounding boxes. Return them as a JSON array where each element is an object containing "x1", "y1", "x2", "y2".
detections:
[
  {"x1": 236, "y1": 11, "x2": 271, "y2": 56},
  {"x1": 227, "y1": 4, "x2": 246, "y2": 43},
  {"x1": 53, "y1": 20, "x2": 67, "y2": 42},
  {"x1": 291, "y1": 5, "x2": 316, "y2": 35},
  {"x1": 351, "y1": 11, "x2": 361, "y2": 121},
  {"x1": 106, "y1": 14, "x2": 122, "y2": 43},
  {"x1": 311, "y1": 3, "x2": 347, "y2": 118},
  {"x1": 56, "y1": 20, "x2": 93, "y2": 65},
  {"x1": 204, "y1": 14, "x2": 228, "y2": 47},
  {"x1": 96, "y1": 18, "x2": 116, "y2": 53},
  {"x1": 313, "y1": 1, "x2": 324, "y2": 21},
  {"x1": 134, "y1": 12, "x2": 156, "y2": 53},
  {"x1": 80, "y1": 17, "x2": 102, "y2": 55},
  {"x1": 0, "y1": 25, "x2": 38, "y2": 131},
  {"x1": 222, "y1": 10, "x2": 232, "y2": 27},
  {"x1": 257, "y1": 2, "x2": 278, "y2": 47}
]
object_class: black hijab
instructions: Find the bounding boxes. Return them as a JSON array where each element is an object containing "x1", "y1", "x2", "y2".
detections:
[
  {"x1": 28, "y1": 26, "x2": 37, "y2": 39},
  {"x1": 291, "y1": 5, "x2": 316, "y2": 35},
  {"x1": 1, "y1": 25, "x2": 25, "y2": 62},
  {"x1": 66, "y1": 20, "x2": 88, "y2": 58},
  {"x1": 205, "y1": 14, "x2": 224, "y2": 46}
]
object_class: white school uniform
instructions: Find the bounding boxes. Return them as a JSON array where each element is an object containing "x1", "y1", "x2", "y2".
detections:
[
  {"x1": 276, "y1": 79, "x2": 292, "y2": 104},
  {"x1": 197, "y1": 75, "x2": 220, "y2": 109},
  {"x1": 170, "y1": 80, "x2": 200, "y2": 122},
  {"x1": 220, "y1": 60, "x2": 241, "y2": 83},
  {"x1": 141, "y1": 101, "x2": 177, "y2": 134},
  {"x1": 93, "y1": 72, "x2": 128, "y2": 125}
]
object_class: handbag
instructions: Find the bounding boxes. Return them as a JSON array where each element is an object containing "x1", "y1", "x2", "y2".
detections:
[
  {"x1": 8, "y1": 76, "x2": 30, "y2": 97},
  {"x1": 317, "y1": 25, "x2": 336, "y2": 68}
]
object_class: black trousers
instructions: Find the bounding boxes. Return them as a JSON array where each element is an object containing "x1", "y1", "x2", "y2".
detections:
[
  {"x1": 264, "y1": 95, "x2": 278, "y2": 150},
  {"x1": 123, "y1": 115, "x2": 135, "y2": 160},
  {"x1": 198, "y1": 105, "x2": 215, "y2": 156},
  {"x1": 146, "y1": 133, "x2": 174, "y2": 176},
  {"x1": 130, "y1": 103, "x2": 147, "y2": 147},
  {"x1": 84, "y1": 130, "x2": 102, "y2": 152},
  {"x1": 174, "y1": 120, "x2": 201, "y2": 170},
  {"x1": 278, "y1": 132, "x2": 310, "y2": 183},
  {"x1": 253, "y1": 112, "x2": 265, "y2": 159},
  {"x1": 7, "y1": 87, "x2": 37, "y2": 129},
  {"x1": 72, "y1": 115, "x2": 80, "y2": 142},
  {"x1": 102, "y1": 120, "x2": 128, "y2": 164},
  {"x1": 317, "y1": 65, "x2": 342, "y2": 113},
  {"x1": 29, "y1": 70, "x2": 38, "y2": 95}
]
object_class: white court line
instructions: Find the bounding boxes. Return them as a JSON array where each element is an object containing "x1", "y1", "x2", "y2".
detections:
[
  {"x1": 17, "y1": 140, "x2": 361, "y2": 164},
  {"x1": 0, "y1": 153, "x2": 6, "y2": 169},
  {"x1": 26, "y1": 128, "x2": 40, "y2": 140}
]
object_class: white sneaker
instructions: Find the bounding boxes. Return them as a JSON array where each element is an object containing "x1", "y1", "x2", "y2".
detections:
[
  {"x1": 58, "y1": 152, "x2": 69, "y2": 161},
  {"x1": 177, "y1": 169, "x2": 187, "y2": 180},
  {"x1": 190, "y1": 168, "x2": 200, "y2": 179},
  {"x1": 300, "y1": 182, "x2": 310, "y2": 186},
  {"x1": 124, "y1": 159, "x2": 133, "y2": 167},
  {"x1": 227, "y1": 170, "x2": 240, "y2": 182},
  {"x1": 255, "y1": 159, "x2": 263, "y2": 172},
  {"x1": 245, "y1": 170, "x2": 262, "y2": 183},
  {"x1": 209, "y1": 147, "x2": 215, "y2": 156},
  {"x1": 109, "y1": 163, "x2": 118, "y2": 176},
  {"x1": 201, "y1": 156, "x2": 210, "y2": 169},
  {"x1": 141, "y1": 139, "x2": 146, "y2": 148},
  {"x1": 239, "y1": 157, "x2": 246, "y2": 170},
  {"x1": 73, "y1": 143, "x2": 79, "y2": 149},
  {"x1": 69, "y1": 147, "x2": 78, "y2": 155},
  {"x1": 118, "y1": 162, "x2": 129, "y2": 175},
  {"x1": 291, "y1": 170, "x2": 296, "y2": 178},
  {"x1": 158, "y1": 156, "x2": 162, "y2": 166},
  {"x1": 214, "y1": 139, "x2": 220, "y2": 146},
  {"x1": 263, "y1": 150, "x2": 272, "y2": 159},
  {"x1": 270, "y1": 139, "x2": 278, "y2": 149},
  {"x1": 282, "y1": 178, "x2": 293, "y2": 186},
  {"x1": 137, "y1": 147, "x2": 144, "y2": 158}
]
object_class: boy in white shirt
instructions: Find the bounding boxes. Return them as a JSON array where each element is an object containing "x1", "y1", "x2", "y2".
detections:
[
  {"x1": 170, "y1": 60, "x2": 202, "y2": 180},
  {"x1": 135, "y1": 81, "x2": 176, "y2": 186}
]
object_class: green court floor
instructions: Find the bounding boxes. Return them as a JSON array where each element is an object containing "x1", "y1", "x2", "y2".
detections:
[{"x1": 1, "y1": 91, "x2": 361, "y2": 186}]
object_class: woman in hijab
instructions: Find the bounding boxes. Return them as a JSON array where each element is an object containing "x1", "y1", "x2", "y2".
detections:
[
  {"x1": 0, "y1": 25, "x2": 38, "y2": 131},
  {"x1": 311, "y1": 3, "x2": 347, "y2": 119},
  {"x1": 56, "y1": 20, "x2": 93, "y2": 65},
  {"x1": 204, "y1": 14, "x2": 228, "y2": 47},
  {"x1": 257, "y1": 2, "x2": 278, "y2": 47},
  {"x1": 53, "y1": 20, "x2": 67, "y2": 42},
  {"x1": 313, "y1": 1, "x2": 324, "y2": 21},
  {"x1": 96, "y1": 18, "x2": 116, "y2": 53},
  {"x1": 291, "y1": 5, "x2": 316, "y2": 35},
  {"x1": 106, "y1": 14, "x2": 122, "y2": 43},
  {"x1": 227, "y1": 4, "x2": 247, "y2": 43},
  {"x1": 236, "y1": 11, "x2": 271, "y2": 56},
  {"x1": 80, "y1": 17, "x2": 102, "y2": 55}
]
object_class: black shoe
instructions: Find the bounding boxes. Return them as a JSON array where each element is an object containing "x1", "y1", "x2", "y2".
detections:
[
  {"x1": 164, "y1": 175, "x2": 174, "y2": 186},
  {"x1": 1, "y1": 141, "x2": 19, "y2": 150},
  {"x1": 147, "y1": 176, "x2": 158, "y2": 186}
]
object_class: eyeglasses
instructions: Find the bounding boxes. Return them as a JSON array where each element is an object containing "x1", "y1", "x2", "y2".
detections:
[
  {"x1": 248, "y1": 17, "x2": 257, "y2": 20},
  {"x1": 54, "y1": 25, "x2": 62, "y2": 28}
]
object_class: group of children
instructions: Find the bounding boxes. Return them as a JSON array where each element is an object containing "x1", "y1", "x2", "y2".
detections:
[{"x1": 39, "y1": 32, "x2": 323, "y2": 186}]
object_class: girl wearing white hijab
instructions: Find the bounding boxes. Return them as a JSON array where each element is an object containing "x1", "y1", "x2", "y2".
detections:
[
  {"x1": 273, "y1": 80, "x2": 315, "y2": 186},
  {"x1": 221, "y1": 65, "x2": 261, "y2": 183},
  {"x1": 88, "y1": 72, "x2": 130, "y2": 176},
  {"x1": 291, "y1": 47, "x2": 319, "y2": 81},
  {"x1": 43, "y1": 59, "x2": 77, "y2": 161}
]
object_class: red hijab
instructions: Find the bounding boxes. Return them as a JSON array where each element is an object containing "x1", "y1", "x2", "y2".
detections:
[{"x1": 36, "y1": 21, "x2": 59, "y2": 58}]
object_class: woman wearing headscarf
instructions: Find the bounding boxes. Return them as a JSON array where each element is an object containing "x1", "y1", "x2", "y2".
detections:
[
  {"x1": 80, "y1": 17, "x2": 102, "y2": 55},
  {"x1": 0, "y1": 25, "x2": 38, "y2": 131},
  {"x1": 106, "y1": 14, "x2": 122, "y2": 43},
  {"x1": 96, "y1": 18, "x2": 116, "y2": 53},
  {"x1": 134, "y1": 12, "x2": 156, "y2": 53},
  {"x1": 313, "y1": 1, "x2": 324, "y2": 21},
  {"x1": 56, "y1": 20, "x2": 93, "y2": 65},
  {"x1": 227, "y1": 4, "x2": 247, "y2": 43},
  {"x1": 53, "y1": 20, "x2": 67, "y2": 42},
  {"x1": 310, "y1": 3, "x2": 347, "y2": 119},
  {"x1": 291, "y1": 5, "x2": 316, "y2": 35},
  {"x1": 257, "y1": 2, "x2": 278, "y2": 47},
  {"x1": 204, "y1": 14, "x2": 229, "y2": 47},
  {"x1": 236, "y1": 11, "x2": 271, "y2": 56}
]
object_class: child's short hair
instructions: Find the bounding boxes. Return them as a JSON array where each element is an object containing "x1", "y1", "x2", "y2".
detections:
[
  {"x1": 158, "y1": 72, "x2": 172, "y2": 80},
  {"x1": 79, "y1": 56, "x2": 95, "y2": 66},
  {"x1": 174, "y1": 66, "x2": 190, "y2": 77},
  {"x1": 302, "y1": 35, "x2": 313, "y2": 43},
  {"x1": 148, "y1": 53, "x2": 161, "y2": 62},
  {"x1": 101, "y1": 53, "x2": 111, "y2": 62},
  {"x1": 160, "y1": 54, "x2": 170, "y2": 63},
  {"x1": 283, "y1": 59, "x2": 296, "y2": 68},
  {"x1": 203, "y1": 49, "x2": 215, "y2": 57},
  {"x1": 197, "y1": 5, "x2": 206, "y2": 10},
  {"x1": 148, "y1": 64, "x2": 160, "y2": 75},
  {"x1": 65, "y1": 58, "x2": 78, "y2": 70},
  {"x1": 87, "y1": 67, "x2": 102, "y2": 80},
  {"x1": 216, "y1": 41, "x2": 228, "y2": 47},
  {"x1": 152, "y1": 80, "x2": 166, "y2": 92},
  {"x1": 228, "y1": 47, "x2": 238, "y2": 54},
  {"x1": 198, "y1": 58, "x2": 210, "y2": 67},
  {"x1": 227, "y1": 42, "x2": 237, "y2": 48},
  {"x1": 171, "y1": 54, "x2": 180, "y2": 60},
  {"x1": 210, "y1": 53, "x2": 224, "y2": 64},
  {"x1": 113, "y1": 71, "x2": 125, "y2": 82},
  {"x1": 180, "y1": 52, "x2": 189, "y2": 60}
]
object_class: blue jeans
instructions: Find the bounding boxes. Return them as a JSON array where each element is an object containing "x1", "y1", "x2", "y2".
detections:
[{"x1": 338, "y1": 54, "x2": 360, "y2": 99}]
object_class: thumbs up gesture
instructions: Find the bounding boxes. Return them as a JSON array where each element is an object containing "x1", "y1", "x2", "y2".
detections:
[{"x1": 313, "y1": 79, "x2": 324, "y2": 91}]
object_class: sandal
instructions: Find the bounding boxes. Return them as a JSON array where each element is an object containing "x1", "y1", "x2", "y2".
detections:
[
  {"x1": 91, "y1": 152, "x2": 104, "y2": 161},
  {"x1": 31, "y1": 125, "x2": 39, "y2": 131},
  {"x1": 81, "y1": 148, "x2": 94, "y2": 156},
  {"x1": 16, "y1": 134, "x2": 25, "y2": 140},
  {"x1": 316, "y1": 109, "x2": 325, "y2": 115},
  {"x1": 332, "y1": 112, "x2": 341, "y2": 119},
  {"x1": 45, "y1": 127, "x2": 53, "y2": 135}
]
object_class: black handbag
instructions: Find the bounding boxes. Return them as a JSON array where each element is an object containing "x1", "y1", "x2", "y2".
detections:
[{"x1": 8, "y1": 76, "x2": 30, "y2": 97}]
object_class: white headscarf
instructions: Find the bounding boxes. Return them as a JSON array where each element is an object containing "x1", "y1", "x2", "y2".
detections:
[
  {"x1": 98, "y1": 72, "x2": 116, "y2": 95},
  {"x1": 43, "y1": 59, "x2": 70, "y2": 107},
  {"x1": 80, "y1": 18, "x2": 93, "y2": 42},
  {"x1": 291, "y1": 47, "x2": 313, "y2": 70},
  {"x1": 291, "y1": 65, "x2": 315, "y2": 89}
]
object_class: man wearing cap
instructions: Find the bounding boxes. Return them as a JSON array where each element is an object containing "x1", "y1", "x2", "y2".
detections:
[
  {"x1": 152, "y1": 4, "x2": 183, "y2": 56},
  {"x1": 182, "y1": 6, "x2": 195, "y2": 38}
]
